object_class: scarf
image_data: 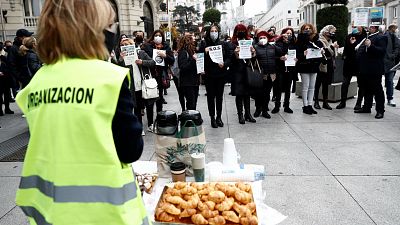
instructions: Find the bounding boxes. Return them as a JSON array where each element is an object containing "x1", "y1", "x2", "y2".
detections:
[{"x1": 319, "y1": 34, "x2": 335, "y2": 57}]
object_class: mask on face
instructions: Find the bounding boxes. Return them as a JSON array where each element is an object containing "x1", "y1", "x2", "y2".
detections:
[
  {"x1": 135, "y1": 36, "x2": 143, "y2": 43},
  {"x1": 210, "y1": 32, "x2": 219, "y2": 41},
  {"x1": 103, "y1": 30, "x2": 117, "y2": 54},
  {"x1": 287, "y1": 35, "x2": 293, "y2": 41},
  {"x1": 237, "y1": 31, "x2": 246, "y2": 39},
  {"x1": 328, "y1": 33, "x2": 336, "y2": 39},
  {"x1": 259, "y1": 39, "x2": 268, "y2": 45},
  {"x1": 303, "y1": 30, "x2": 310, "y2": 35},
  {"x1": 154, "y1": 36, "x2": 162, "y2": 44}
]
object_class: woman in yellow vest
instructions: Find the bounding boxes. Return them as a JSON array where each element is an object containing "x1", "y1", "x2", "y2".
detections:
[{"x1": 15, "y1": 0, "x2": 150, "y2": 224}]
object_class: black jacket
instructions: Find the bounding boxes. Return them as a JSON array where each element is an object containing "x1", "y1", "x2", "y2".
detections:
[
  {"x1": 384, "y1": 31, "x2": 400, "y2": 73},
  {"x1": 254, "y1": 43, "x2": 282, "y2": 74},
  {"x1": 143, "y1": 42, "x2": 175, "y2": 78},
  {"x1": 275, "y1": 39, "x2": 297, "y2": 73},
  {"x1": 178, "y1": 49, "x2": 199, "y2": 87},
  {"x1": 295, "y1": 33, "x2": 323, "y2": 73},
  {"x1": 27, "y1": 49, "x2": 42, "y2": 76},
  {"x1": 198, "y1": 40, "x2": 232, "y2": 78},
  {"x1": 356, "y1": 33, "x2": 388, "y2": 76},
  {"x1": 230, "y1": 41, "x2": 249, "y2": 96},
  {"x1": 6, "y1": 38, "x2": 24, "y2": 79},
  {"x1": 343, "y1": 32, "x2": 367, "y2": 76}
]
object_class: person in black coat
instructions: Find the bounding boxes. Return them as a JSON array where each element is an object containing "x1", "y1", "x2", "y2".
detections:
[
  {"x1": 354, "y1": 26, "x2": 388, "y2": 119},
  {"x1": 253, "y1": 30, "x2": 283, "y2": 118},
  {"x1": 383, "y1": 24, "x2": 399, "y2": 107},
  {"x1": 19, "y1": 37, "x2": 42, "y2": 77},
  {"x1": 198, "y1": 25, "x2": 232, "y2": 128},
  {"x1": 336, "y1": 26, "x2": 367, "y2": 110},
  {"x1": 274, "y1": 27, "x2": 297, "y2": 114},
  {"x1": 295, "y1": 23, "x2": 323, "y2": 115},
  {"x1": 231, "y1": 24, "x2": 256, "y2": 124},
  {"x1": 177, "y1": 35, "x2": 200, "y2": 110},
  {"x1": 143, "y1": 30, "x2": 175, "y2": 111}
]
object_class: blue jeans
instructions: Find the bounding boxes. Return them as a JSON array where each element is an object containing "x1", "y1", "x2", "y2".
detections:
[{"x1": 385, "y1": 71, "x2": 395, "y2": 100}]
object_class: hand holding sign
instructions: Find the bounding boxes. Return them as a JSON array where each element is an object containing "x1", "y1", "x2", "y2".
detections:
[{"x1": 208, "y1": 45, "x2": 224, "y2": 64}]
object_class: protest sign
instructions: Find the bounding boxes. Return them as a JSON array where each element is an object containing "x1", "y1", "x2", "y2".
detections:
[
  {"x1": 208, "y1": 45, "x2": 224, "y2": 64},
  {"x1": 239, "y1": 40, "x2": 253, "y2": 59}
]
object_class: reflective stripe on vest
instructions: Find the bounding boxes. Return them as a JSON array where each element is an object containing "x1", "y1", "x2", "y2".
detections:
[
  {"x1": 21, "y1": 206, "x2": 151, "y2": 225},
  {"x1": 20, "y1": 175, "x2": 137, "y2": 205}
]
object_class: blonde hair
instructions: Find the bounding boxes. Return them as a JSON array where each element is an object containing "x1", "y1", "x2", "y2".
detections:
[
  {"x1": 320, "y1": 25, "x2": 336, "y2": 36},
  {"x1": 37, "y1": 0, "x2": 115, "y2": 64},
  {"x1": 120, "y1": 38, "x2": 134, "y2": 46},
  {"x1": 19, "y1": 37, "x2": 37, "y2": 56}
]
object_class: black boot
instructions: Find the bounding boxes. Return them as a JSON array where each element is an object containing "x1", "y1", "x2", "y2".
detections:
[
  {"x1": 216, "y1": 116, "x2": 224, "y2": 127},
  {"x1": 253, "y1": 109, "x2": 261, "y2": 118},
  {"x1": 314, "y1": 101, "x2": 321, "y2": 109},
  {"x1": 5, "y1": 108, "x2": 14, "y2": 114},
  {"x1": 302, "y1": 106, "x2": 312, "y2": 115},
  {"x1": 211, "y1": 117, "x2": 218, "y2": 128},
  {"x1": 309, "y1": 105, "x2": 318, "y2": 114},
  {"x1": 244, "y1": 113, "x2": 256, "y2": 122},
  {"x1": 271, "y1": 102, "x2": 280, "y2": 114},
  {"x1": 322, "y1": 101, "x2": 332, "y2": 110},
  {"x1": 336, "y1": 101, "x2": 346, "y2": 109},
  {"x1": 283, "y1": 102, "x2": 293, "y2": 113},
  {"x1": 244, "y1": 97, "x2": 256, "y2": 122},
  {"x1": 262, "y1": 111, "x2": 271, "y2": 119},
  {"x1": 238, "y1": 114, "x2": 245, "y2": 124}
]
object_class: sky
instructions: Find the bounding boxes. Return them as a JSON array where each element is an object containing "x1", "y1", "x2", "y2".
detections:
[{"x1": 244, "y1": 0, "x2": 268, "y2": 15}]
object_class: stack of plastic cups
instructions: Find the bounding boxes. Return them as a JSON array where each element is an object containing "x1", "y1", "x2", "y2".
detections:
[{"x1": 223, "y1": 138, "x2": 239, "y2": 168}]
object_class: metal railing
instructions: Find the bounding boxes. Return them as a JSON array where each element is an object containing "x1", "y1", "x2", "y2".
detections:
[{"x1": 24, "y1": 17, "x2": 39, "y2": 27}]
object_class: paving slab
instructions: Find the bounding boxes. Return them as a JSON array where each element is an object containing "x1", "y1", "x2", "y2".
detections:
[
  {"x1": 139, "y1": 144, "x2": 155, "y2": 161},
  {"x1": 262, "y1": 176, "x2": 375, "y2": 225},
  {"x1": 0, "y1": 163, "x2": 23, "y2": 177},
  {"x1": 289, "y1": 122, "x2": 376, "y2": 143},
  {"x1": 337, "y1": 176, "x2": 400, "y2": 225},
  {"x1": 308, "y1": 141, "x2": 400, "y2": 175},
  {"x1": 0, "y1": 206, "x2": 28, "y2": 225},
  {"x1": 0, "y1": 177, "x2": 20, "y2": 218},
  {"x1": 0, "y1": 104, "x2": 28, "y2": 143},
  {"x1": 279, "y1": 109, "x2": 346, "y2": 124},
  {"x1": 229, "y1": 123, "x2": 302, "y2": 144},
  {"x1": 235, "y1": 143, "x2": 330, "y2": 176},
  {"x1": 353, "y1": 122, "x2": 400, "y2": 142},
  {"x1": 384, "y1": 141, "x2": 400, "y2": 153}
]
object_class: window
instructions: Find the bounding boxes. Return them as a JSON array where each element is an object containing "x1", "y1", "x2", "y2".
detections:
[
  {"x1": 394, "y1": 7, "x2": 397, "y2": 19},
  {"x1": 24, "y1": 0, "x2": 44, "y2": 17},
  {"x1": 288, "y1": 19, "x2": 291, "y2": 26},
  {"x1": 288, "y1": 10, "x2": 291, "y2": 14},
  {"x1": 297, "y1": 19, "x2": 299, "y2": 25}
]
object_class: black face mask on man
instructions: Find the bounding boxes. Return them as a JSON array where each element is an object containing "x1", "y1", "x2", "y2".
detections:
[
  {"x1": 103, "y1": 22, "x2": 118, "y2": 54},
  {"x1": 135, "y1": 36, "x2": 144, "y2": 44}
]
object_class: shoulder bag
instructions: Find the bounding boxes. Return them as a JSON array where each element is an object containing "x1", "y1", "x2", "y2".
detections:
[{"x1": 140, "y1": 67, "x2": 159, "y2": 99}]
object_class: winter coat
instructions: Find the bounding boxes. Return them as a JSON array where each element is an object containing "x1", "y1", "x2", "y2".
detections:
[
  {"x1": 356, "y1": 33, "x2": 388, "y2": 76},
  {"x1": 254, "y1": 42, "x2": 282, "y2": 75},
  {"x1": 275, "y1": 39, "x2": 297, "y2": 73},
  {"x1": 143, "y1": 42, "x2": 175, "y2": 87},
  {"x1": 384, "y1": 31, "x2": 400, "y2": 73},
  {"x1": 318, "y1": 35, "x2": 336, "y2": 84},
  {"x1": 178, "y1": 49, "x2": 199, "y2": 87},
  {"x1": 198, "y1": 39, "x2": 232, "y2": 78},
  {"x1": 295, "y1": 33, "x2": 323, "y2": 74},
  {"x1": 343, "y1": 32, "x2": 367, "y2": 77},
  {"x1": 230, "y1": 41, "x2": 249, "y2": 96},
  {"x1": 26, "y1": 49, "x2": 42, "y2": 76}
]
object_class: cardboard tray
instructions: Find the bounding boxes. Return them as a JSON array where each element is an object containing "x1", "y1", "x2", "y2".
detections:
[{"x1": 154, "y1": 182, "x2": 258, "y2": 225}]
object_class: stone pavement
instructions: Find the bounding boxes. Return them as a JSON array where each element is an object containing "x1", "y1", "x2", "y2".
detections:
[{"x1": 1, "y1": 78, "x2": 400, "y2": 225}]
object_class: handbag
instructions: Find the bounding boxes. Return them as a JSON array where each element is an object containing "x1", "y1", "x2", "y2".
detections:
[
  {"x1": 161, "y1": 69, "x2": 171, "y2": 89},
  {"x1": 140, "y1": 68, "x2": 159, "y2": 99},
  {"x1": 246, "y1": 59, "x2": 263, "y2": 89}
]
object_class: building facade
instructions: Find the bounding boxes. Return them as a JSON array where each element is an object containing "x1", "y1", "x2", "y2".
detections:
[
  {"x1": 0, "y1": 0, "x2": 163, "y2": 42},
  {"x1": 255, "y1": 0, "x2": 300, "y2": 34}
]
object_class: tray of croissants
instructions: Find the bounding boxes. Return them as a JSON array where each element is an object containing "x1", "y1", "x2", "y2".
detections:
[{"x1": 154, "y1": 182, "x2": 258, "y2": 225}]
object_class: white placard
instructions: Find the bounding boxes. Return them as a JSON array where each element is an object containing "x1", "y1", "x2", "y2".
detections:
[
  {"x1": 353, "y1": 7, "x2": 369, "y2": 27},
  {"x1": 208, "y1": 45, "x2": 224, "y2": 64},
  {"x1": 285, "y1": 50, "x2": 297, "y2": 67},
  {"x1": 153, "y1": 49, "x2": 166, "y2": 66},
  {"x1": 306, "y1": 48, "x2": 322, "y2": 59},
  {"x1": 120, "y1": 45, "x2": 136, "y2": 66},
  {"x1": 239, "y1": 40, "x2": 253, "y2": 59},
  {"x1": 196, "y1": 53, "x2": 205, "y2": 74}
]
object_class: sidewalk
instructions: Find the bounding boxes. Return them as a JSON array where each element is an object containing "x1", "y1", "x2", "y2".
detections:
[{"x1": 1, "y1": 80, "x2": 400, "y2": 225}]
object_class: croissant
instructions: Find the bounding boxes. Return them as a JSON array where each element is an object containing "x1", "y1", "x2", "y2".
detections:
[
  {"x1": 191, "y1": 182, "x2": 205, "y2": 190},
  {"x1": 181, "y1": 199, "x2": 197, "y2": 209},
  {"x1": 179, "y1": 208, "x2": 197, "y2": 218},
  {"x1": 209, "y1": 191, "x2": 226, "y2": 204},
  {"x1": 208, "y1": 215, "x2": 226, "y2": 225},
  {"x1": 201, "y1": 195, "x2": 209, "y2": 202},
  {"x1": 215, "y1": 197, "x2": 234, "y2": 211},
  {"x1": 246, "y1": 202, "x2": 256, "y2": 213},
  {"x1": 198, "y1": 187, "x2": 212, "y2": 195},
  {"x1": 234, "y1": 190, "x2": 252, "y2": 204},
  {"x1": 233, "y1": 202, "x2": 252, "y2": 217},
  {"x1": 201, "y1": 209, "x2": 219, "y2": 219},
  {"x1": 222, "y1": 211, "x2": 240, "y2": 223},
  {"x1": 235, "y1": 182, "x2": 252, "y2": 192},
  {"x1": 155, "y1": 208, "x2": 175, "y2": 222},
  {"x1": 161, "y1": 202, "x2": 181, "y2": 215},
  {"x1": 174, "y1": 182, "x2": 187, "y2": 190},
  {"x1": 166, "y1": 195, "x2": 186, "y2": 205},
  {"x1": 205, "y1": 201, "x2": 216, "y2": 210},
  {"x1": 192, "y1": 214, "x2": 209, "y2": 225},
  {"x1": 198, "y1": 201, "x2": 208, "y2": 211},
  {"x1": 248, "y1": 215, "x2": 258, "y2": 225},
  {"x1": 181, "y1": 186, "x2": 197, "y2": 195}
]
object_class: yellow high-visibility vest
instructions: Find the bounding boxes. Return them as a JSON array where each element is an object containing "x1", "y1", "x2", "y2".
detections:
[{"x1": 15, "y1": 58, "x2": 150, "y2": 225}]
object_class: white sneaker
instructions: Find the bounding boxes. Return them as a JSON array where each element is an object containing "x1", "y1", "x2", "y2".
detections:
[
  {"x1": 387, "y1": 100, "x2": 396, "y2": 107},
  {"x1": 147, "y1": 124, "x2": 153, "y2": 133},
  {"x1": 141, "y1": 131, "x2": 145, "y2": 136}
]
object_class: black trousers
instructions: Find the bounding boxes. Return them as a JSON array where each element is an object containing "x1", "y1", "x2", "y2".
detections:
[
  {"x1": 274, "y1": 72, "x2": 293, "y2": 107},
  {"x1": 340, "y1": 74, "x2": 365, "y2": 105},
  {"x1": 235, "y1": 95, "x2": 251, "y2": 115},
  {"x1": 255, "y1": 79, "x2": 273, "y2": 112},
  {"x1": 173, "y1": 76, "x2": 185, "y2": 111},
  {"x1": 205, "y1": 76, "x2": 225, "y2": 117},
  {"x1": 359, "y1": 75, "x2": 385, "y2": 113},
  {"x1": 0, "y1": 77, "x2": 11, "y2": 111},
  {"x1": 182, "y1": 86, "x2": 199, "y2": 110},
  {"x1": 314, "y1": 72, "x2": 330, "y2": 101}
]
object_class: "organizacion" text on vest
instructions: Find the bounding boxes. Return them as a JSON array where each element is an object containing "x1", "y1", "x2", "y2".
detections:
[{"x1": 27, "y1": 87, "x2": 94, "y2": 109}]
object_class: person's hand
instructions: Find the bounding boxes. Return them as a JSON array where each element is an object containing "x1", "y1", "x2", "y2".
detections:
[
  {"x1": 332, "y1": 41, "x2": 339, "y2": 48},
  {"x1": 364, "y1": 39, "x2": 371, "y2": 47},
  {"x1": 157, "y1": 51, "x2": 167, "y2": 58},
  {"x1": 320, "y1": 48, "x2": 325, "y2": 54},
  {"x1": 235, "y1": 46, "x2": 240, "y2": 53},
  {"x1": 304, "y1": 50, "x2": 308, "y2": 56},
  {"x1": 294, "y1": 58, "x2": 298, "y2": 62},
  {"x1": 350, "y1": 37, "x2": 356, "y2": 44},
  {"x1": 120, "y1": 51, "x2": 126, "y2": 59},
  {"x1": 192, "y1": 54, "x2": 197, "y2": 60},
  {"x1": 205, "y1": 47, "x2": 209, "y2": 53},
  {"x1": 250, "y1": 46, "x2": 255, "y2": 53},
  {"x1": 280, "y1": 55, "x2": 287, "y2": 61},
  {"x1": 218, "y1": 63, "x2": 224, "y2": 68},
  {"x1": 135, "y1": 59, "x2": 143, "y2": 65}
]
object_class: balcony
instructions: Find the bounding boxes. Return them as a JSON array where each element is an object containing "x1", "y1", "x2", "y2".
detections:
[{"x1": 24, "y1": 17, "x2": 38, "y2": 27}]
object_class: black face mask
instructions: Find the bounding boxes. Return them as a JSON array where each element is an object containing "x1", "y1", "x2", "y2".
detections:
[
  {"x1": 328, "y1": 33, "x2": 336, "y2": 40},
  {"x1": 4, "y1": 46, "x2": 11, "y2": 52},
  {"x1": 237, "y1": 31, "x2": 246, "y2": 39},
  {"x1": 303, "y1": 30, "x2": 310, "y2": 35},
  {"x1": 287, "y1": 35, "x2": 293, "y2": 41},
  {"x1": 135, "y1": 36, "x2": 144, "y2": 44},
  {"x1": 103, "y1": 30, "x2": 117, "y2": 54}
]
